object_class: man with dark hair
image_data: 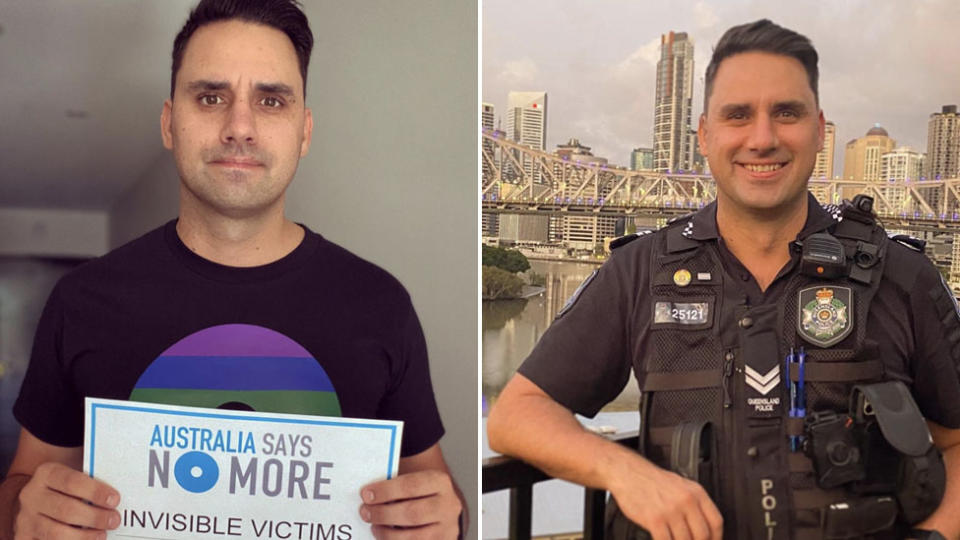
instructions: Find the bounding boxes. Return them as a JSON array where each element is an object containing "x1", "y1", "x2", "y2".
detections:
[
  {"x1": 489, "y1": 19, "x2": 960, "y2": 539},
  {"x1": 0, "y1": 1, "x2": 464, "y2": 538}
]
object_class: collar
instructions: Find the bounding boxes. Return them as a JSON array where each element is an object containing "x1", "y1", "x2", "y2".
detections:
[{"x1": 680, "y1": 192, "x2": 839, "y2": 242}]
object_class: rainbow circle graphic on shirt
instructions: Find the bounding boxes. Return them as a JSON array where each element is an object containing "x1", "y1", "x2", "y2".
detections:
[{"x1": 129, "y1": 324, "x2": 341, "y2": 416}]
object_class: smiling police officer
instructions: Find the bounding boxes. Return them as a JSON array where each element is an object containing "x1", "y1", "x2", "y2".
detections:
[{"x1": 488, "y1": 19, "x2": 960, "y2": 540}]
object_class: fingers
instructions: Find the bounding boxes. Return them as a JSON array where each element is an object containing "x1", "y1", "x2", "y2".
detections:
[
  {"x1": 37, "y1": 462, "x2": 120, "y2": 509},
  {"x1": 16, "y1": 463, "x2": 121, "y2": 535},
  {"x1": 17, "y1": 511, "x2": 112, "y2": 540},
  {"x1": 362, "y1": 496, "x2": 446, "y2": 527},
  {"x1": 698, "y1": 493, "x2": 724, "y2": 539},
  {"x1": 359, "y1": 471, "x2": 461, "y2": 538},
  {"x1": 361, "y1": 469, "x2": 452, "y2": 504},
  {"x1": 618, "y1": 470, "x2": 722, "y2": 540},
  {"x1": 370, "y1": 523, "x2": 456, "y2": 540}
]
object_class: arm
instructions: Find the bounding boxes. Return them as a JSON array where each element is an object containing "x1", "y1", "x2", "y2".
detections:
[
  {"x1": 487, "y1": 373, "x2": 723, "y2": 540},
  {"x1": 0, "y1": 428, "x2": 120, "y2": 540},
  {"x1": 914, "y1": 421, "x2": 960, "y2": 539},
  {"x1": 358, "y1": 443, "x2": 464, "y2": 539}
]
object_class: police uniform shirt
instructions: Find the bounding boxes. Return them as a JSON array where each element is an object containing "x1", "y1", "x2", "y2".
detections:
[{"x1": 517, "y1": 193, "x2": 960, "y2": 430}]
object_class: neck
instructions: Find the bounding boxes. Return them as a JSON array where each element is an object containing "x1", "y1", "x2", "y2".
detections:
[
  {"x1": 176, "y1": 194, "x2": 304, "y2": 268},
  {"x1": 716, "y1": 196, "x2": 808, "y2": 290}
]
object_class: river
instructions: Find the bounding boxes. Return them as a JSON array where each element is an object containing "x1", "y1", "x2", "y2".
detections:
[{"x1": 481, "y1": 259, "x2": 641, "y2": 417}]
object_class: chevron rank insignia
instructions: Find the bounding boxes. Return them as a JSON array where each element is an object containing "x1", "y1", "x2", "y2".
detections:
[
  {"x1": 798, "y1": 286, "x2": 853, "y2": 347},
  {"x1": 745, "y1": 365, "x2": 781, "y2": 414}
]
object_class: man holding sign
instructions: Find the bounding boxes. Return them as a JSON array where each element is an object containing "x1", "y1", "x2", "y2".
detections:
[{"x1": 0, "y1": 1, "x2": 464, "y2": 538}]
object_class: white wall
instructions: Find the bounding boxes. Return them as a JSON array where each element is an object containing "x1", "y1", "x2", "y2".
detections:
[
  {"x1": 0, "y1": 208, "x2": 108, "y2": 258},
  {"x1": 109, "y1": 2, "x2": 479, "y2": 535}
]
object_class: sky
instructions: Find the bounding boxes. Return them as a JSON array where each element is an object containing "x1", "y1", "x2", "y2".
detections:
[{"x1": 482, "y1": 0, "x2": 960, "y2": 176}]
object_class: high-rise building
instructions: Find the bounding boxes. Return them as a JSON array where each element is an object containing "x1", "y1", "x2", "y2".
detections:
[
  {"x1": 812, "y1": 121, "x2": 836, "y2": 179},
  {"x1": 881, "y1": 146, "x2": 924, "y2": 182},
  {"x1": 879, "y1": 146, "x2": 924, "y2": 212},
  {"x1": 481, "y1": 102, "x2": 495, "y2": 177},
  {"x1": 505, "y1": 91, "x2": 548, "y2": 183},
  {"x1": 926, "y1": 105, "x2": 960, "y2": 180},
  {"x1": 481, "y1": 102, "x2": 498, "y2": 238},
  {"x1": 552, "y1": 139, "x2": 616, "y2": 249},
  {"x1": 631, "y1": 147, "x2": 654, "y2": 171},
  {"x1": 653, "y1": 31, "x2": 694, "y2": 173},
  {"x1": 842, "y1": 125, "x2": 896, "y2": 183}
]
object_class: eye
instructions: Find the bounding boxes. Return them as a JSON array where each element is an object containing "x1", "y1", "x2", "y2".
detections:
[
  {"x1": 260, "y1": 96, "x2": 283, "y2": 108},
  {"x1": 199, "y1": 94, "x2": 224, "y2": 106}
]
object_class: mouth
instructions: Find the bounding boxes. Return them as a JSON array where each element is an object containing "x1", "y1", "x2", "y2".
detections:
[
  {"x1": 211, "y1": 159, "x2": 263, "y2": 169},
  {"x1": 738, "y1": 162, "x2": 788, "y2": 174}
]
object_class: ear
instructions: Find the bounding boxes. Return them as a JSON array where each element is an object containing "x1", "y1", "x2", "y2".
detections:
[
  {"x1": 300, "y1": 107, "x2": 314, "y2": 157},
  {"x1": 161, "y1": 99, "x2": 174, "y2": 150},
  {"x1": 697, "y1": 113, "x2": 708, "y2": 155},
  {"x1": 816, "y1": 109, "x2": 826, "y2": 152}
]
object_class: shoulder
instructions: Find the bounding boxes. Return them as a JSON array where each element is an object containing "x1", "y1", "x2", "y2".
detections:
[
  {"x1": 56, "y1": 222, "x2": 168, "y2": 292},
  {"x1": 312, "y1": 236, "x2": 413, "y2": 304},
  {"x1": 880, "y1": 232, "x2": 939, "y2": 295}
]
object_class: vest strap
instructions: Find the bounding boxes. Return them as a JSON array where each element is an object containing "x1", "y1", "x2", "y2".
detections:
[
  {"x1": 641, "y1": 369, "x2": 722, "y2": 391},
  {"x1": 788, "y1": 360, "x2": 883, "y2": 382},
  {"x1": 788, "y1": 451, "x2": 814, "y2": 472},
  {"x1": 792, "y1": 488, "x2": 848, "y2": 509},
  {"x1": 786, "y1": 417, "x2": 805, "y2": 437}
]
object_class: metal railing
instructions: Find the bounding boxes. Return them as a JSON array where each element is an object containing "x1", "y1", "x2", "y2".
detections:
[{"x1": 482, "y1": 431, "x2": 639, "y2": 540}]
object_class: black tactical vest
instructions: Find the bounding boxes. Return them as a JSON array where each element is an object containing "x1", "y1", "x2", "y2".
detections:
[{"x1": 610, "y1": 202, "x2": 903, "y2": 540}]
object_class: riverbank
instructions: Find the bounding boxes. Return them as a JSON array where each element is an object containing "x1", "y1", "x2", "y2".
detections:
[{"x1": 523, "y1": 253, "x2": 605, "y2": 265}]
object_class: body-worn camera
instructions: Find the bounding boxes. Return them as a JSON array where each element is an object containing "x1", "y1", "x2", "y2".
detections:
[
  {"x1": 802, "y1": 411, "x2": 865, "y2": 489},
  {"x1": 803, "y1": 381, "x2": 946, "y2": 527}
]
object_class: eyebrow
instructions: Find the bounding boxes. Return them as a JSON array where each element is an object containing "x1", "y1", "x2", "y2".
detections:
[
  {"x1": 183, "y1": 80, "x2": 298, "y2": 100},
  {"x1": 716, "y1": 100, "x2": 810, "y2": 117}
]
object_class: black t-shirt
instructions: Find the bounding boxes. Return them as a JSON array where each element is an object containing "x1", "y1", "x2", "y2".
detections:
[
  {"x1": 519, "y1": 196, "x2": 960, "y2": 429},
  {"x1": 14, "y1": 220, "x2": 444, "y2": 457}
]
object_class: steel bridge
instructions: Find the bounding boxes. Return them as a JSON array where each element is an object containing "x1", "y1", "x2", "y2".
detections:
[{"x1": 482, "y1": 131, "x2": 960, "y2": 233}]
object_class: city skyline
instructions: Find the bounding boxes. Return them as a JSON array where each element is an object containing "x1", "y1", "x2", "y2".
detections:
[{"x1": 482, "y1": 0, "x2": 960, "y2": 175}]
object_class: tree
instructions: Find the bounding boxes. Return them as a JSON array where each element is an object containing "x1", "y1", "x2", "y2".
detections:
[
  {"x1": 482, "y1": 245, "x2": 530, "y2": 274},
  {"x1": 482, "y1": 265, "x2": 524, "y2": 299}
]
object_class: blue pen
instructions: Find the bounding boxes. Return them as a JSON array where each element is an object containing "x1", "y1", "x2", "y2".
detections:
[
  {"x1": 786, "y1": 348, "x2": 799, "y2": 450},
  {"x1": 797, "y1": 347, "x2": 806, "y2": 417}
]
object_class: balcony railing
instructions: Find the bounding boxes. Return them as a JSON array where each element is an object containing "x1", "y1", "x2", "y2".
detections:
[{"x1": 482, "y1": 430, "x2": 639, "y2": 540}]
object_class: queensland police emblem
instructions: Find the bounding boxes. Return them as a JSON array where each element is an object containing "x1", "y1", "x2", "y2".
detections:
[{"x1": 798, "y1": 286, "x2": 853, "y2": 347}]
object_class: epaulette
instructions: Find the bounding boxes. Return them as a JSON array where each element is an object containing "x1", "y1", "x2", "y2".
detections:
[
  {"x1": 821, "y1": 203, "x2": 843, "y2": 222},
  {"x1": 888, "y1": 233, "x2": 925, "y2": 253},
  {"x1": 610, "y1": 229, "x2": 653, "y2": 250}
]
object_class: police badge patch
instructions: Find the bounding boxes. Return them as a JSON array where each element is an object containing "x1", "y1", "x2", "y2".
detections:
[{"x1": 797, "y1": 286, "x2": 853, "y2": 347}]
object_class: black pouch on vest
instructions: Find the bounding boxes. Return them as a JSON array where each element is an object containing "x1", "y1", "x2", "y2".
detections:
[
  {"x1": 822, "y1": 496, "x2": 898, "y2": 539},
  {"x1": 851, "y1": 381, "x2": 946, "y2": 524},
  {"x1": 670, "y1": 421, "x2": 716, "y2": 497}
]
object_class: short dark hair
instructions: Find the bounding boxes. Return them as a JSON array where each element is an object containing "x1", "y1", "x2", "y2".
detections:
[
  {"x1": 170, "y1": 0, "x2": 313, "y2": 98},
  {"x1": 703, "y1": 19, "x2": 818, "y2": 112}
]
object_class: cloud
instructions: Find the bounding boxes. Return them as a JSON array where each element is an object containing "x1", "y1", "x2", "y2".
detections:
[
  {"x1": 613, "y1": 37, "x2": 661, "y2": 81},
  {"x1": 499, "y1": 58, "x2": 540, "y2": 87},
  {"x1": 693, "y1": 1, "x2": 719, "y2": 30}
]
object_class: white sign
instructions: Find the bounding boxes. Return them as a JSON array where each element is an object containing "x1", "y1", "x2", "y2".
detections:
[{"x1": 84, "y1": 398, "x2": 402, "y2": 540}]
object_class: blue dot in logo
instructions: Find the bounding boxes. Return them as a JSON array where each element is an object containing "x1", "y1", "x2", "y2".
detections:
[{"x1": 174, "y1": 451, "x2": 219, "y2": 493}]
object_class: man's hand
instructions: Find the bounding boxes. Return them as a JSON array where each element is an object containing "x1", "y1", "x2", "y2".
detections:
[
  {"x1": 14, "y1": 462, "x2": 121, "y2": 539},
  {"x1": 607, "y1": 456, "x2": 723, "y2": 540},
  {"x1": 359, "y1": 469, "x2": 462, "y2": 539},
  {"x1": 489, "y1": 374, "x2": 722, "y2": 540}
]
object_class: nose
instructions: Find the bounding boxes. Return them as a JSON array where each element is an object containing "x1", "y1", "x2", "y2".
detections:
[
  {"x1": 220, "y1": 99, "x2": 257, "y2": 146},
  {"x1": 746, "y1": 113, "x2": 778, "y2": 153}
]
